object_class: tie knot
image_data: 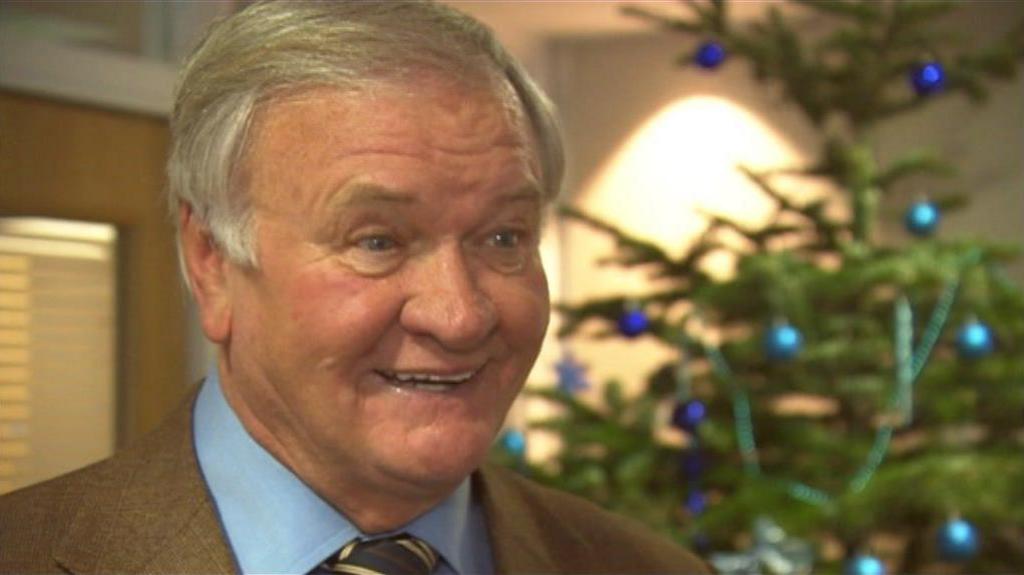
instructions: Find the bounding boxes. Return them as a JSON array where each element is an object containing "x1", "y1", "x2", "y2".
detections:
[{"x1": 321, "y1": 534, "x2": 439, "y2": 575}]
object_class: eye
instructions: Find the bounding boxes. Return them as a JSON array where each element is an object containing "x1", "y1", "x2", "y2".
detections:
[
  {"x1": 487, "y1": 230, "x2": 521, "y2": 249},
  {"x1": 340, "y1": 232, "x2": 406, "y2": 276},
  {"x1": 476, "y1": 227, "x2": 535, "y2": 274},
  {"x1": 356, "y1": 235, "x2": 398, "y2": 252}
]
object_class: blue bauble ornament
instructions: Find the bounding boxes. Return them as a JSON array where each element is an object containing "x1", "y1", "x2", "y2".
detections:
[
  {"x1": 691, "y1": 531, "x2": 712, "y2": 554},
  {"x1": 671, "y1": 400, "x2": 707, "y2": 431},
  {"x1": 618, "y1": 308, "x2": 649, "y2": 338},
  {"x1": 685, "y1": 489, "x2": 707, "y2": 515},
  {"x1": 956, "y1": 320, "x2": 995, "y2": 359},
  {"x1": 910, "y1": 61, "x2": 945, "y2": 96},
  {"x1": 679, "y1": 449, "x2": 705, "y2": 478},
  {"x1": 904, "y1": 201, "x2": 941, "y2": 237},
  {"x1": 937, "y1": 519, "x2": 979, "y2": 561},
  {"x1": 764, "y1": 324, "x2": 803, "y2": 361},
  {"x1": 500, "y1": 429, "x2": 526, "y2": 458},
  {"x1": 695, "y1": 41, "x2": 726, "y2": 69},
  {"x1": 844, "y1": 554, "x2": 886, "y2": 575}
]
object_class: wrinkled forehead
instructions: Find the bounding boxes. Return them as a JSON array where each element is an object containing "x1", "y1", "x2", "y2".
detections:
[
  {"x1": 259, "y1": 66, "x2": 529, "y2": 138},
  {"x1": 241, "y1": 68, "x2": 537, "y2": 177},
  {"x1": 235, "y1": 70, "x2": 542, "y2": 213}
]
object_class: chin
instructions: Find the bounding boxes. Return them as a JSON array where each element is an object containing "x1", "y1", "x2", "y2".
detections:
[
  {"x1": 384, "y1": 429, "x2": 494, "y2": 488},
  {"x1": 376, "y1": 457, "x2": 480, "y2": 497}
]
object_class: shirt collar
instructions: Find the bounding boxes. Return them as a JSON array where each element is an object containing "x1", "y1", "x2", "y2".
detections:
[{"x1": 193, "y1": 368, "x2": 478, "y2": 574}]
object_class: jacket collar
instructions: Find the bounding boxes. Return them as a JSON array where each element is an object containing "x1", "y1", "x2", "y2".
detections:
[
  {"x1": 50, "y1": 389, "x2": 567, "y2": 574},
  {"x1": 476, "y1": 464, "x2": 566, "y2": 574},
  {"x1": 53, "y1": 387, "x2": 237, "y2": 574}
]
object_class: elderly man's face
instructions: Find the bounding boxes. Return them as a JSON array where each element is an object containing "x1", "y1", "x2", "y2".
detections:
[{"x1": 213, "y1": 78, "x2": 548, "y2": 502}]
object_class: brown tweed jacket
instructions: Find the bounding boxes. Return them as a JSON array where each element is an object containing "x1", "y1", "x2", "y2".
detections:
[{"x1": 0, "y1": 392, "x2": 710, "y2": 574}]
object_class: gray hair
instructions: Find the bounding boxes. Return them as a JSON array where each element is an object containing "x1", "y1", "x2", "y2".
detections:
[{"x1": 168, "y1": 0, "x2": 564, "y2": 268}]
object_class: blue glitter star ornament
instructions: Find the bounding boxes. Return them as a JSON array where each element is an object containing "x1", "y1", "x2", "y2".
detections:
[
  {"x1": 709, "y1": 517, "x2": 814, "y2": 575},
  {"x1": 555, "y1": 352, "x2": 590, "y2": 394},
  {"x1": 936, "y1": 518, "x2": 979, "y2": 562}
]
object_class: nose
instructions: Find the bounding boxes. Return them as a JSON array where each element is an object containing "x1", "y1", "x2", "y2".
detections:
[{"x1": 400, "y1": 244, "x2": 497, "y2": 351}]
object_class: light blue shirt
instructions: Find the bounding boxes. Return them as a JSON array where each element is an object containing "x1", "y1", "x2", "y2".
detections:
[{"x1": 193, "y1": 369, "x2": 494, "y2": 574}]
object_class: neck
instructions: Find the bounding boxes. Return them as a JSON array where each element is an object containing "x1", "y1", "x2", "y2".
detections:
[
  {"x1": 216, "y1": 363, "x2": 457, "y2": 534},
  {"x1": 258, "y1": 425, "x2": 455, "y2": 534}
]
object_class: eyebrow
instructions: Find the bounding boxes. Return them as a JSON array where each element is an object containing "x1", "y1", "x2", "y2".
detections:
[
  {"x1": 331, "y1": 183, "x2": 417, "y2": 208},
  {"x1": 499, "y1": 185, "x2": 543, "y2": 205},
  {"x1": 330, "y1": 182, "x2": 542, "y2": 210}
]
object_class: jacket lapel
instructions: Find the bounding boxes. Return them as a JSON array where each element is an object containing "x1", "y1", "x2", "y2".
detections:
[
  {"x1": 53, "y1": 388, "x2": 237, "y2": 574},
  {"x1": 476, "y1": 464, "x2": 564, "y2": 574}
]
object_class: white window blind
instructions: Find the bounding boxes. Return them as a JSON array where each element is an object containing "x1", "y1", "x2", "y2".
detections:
[{"x1": 0, "y1": 217, "x2": 117, "y2": 494}]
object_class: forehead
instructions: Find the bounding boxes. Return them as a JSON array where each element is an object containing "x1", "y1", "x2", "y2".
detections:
[
  {"x1": 249, "y1": 73, "x2": 529, "y2": 157},
  {"x1": 239, "y1": 74, "x2": 540, "y2": 211}
]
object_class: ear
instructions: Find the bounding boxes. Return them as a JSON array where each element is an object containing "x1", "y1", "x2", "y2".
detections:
[{"x1": 179, "y1": 203, "x2": 233, "y2": 344}]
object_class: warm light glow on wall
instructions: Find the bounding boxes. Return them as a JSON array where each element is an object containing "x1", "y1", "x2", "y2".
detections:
[
  {"x1": 576, "y1": 95, "x2": 823, "y2": 286},
  {"x1": 558, "y1": 94, "x2": 830, "y2": 404}
]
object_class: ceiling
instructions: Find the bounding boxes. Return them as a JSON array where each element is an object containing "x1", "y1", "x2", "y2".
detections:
[
  {"x1": 448, "y1": 1, "x2": 650, "y2": 37},
  {"x1": 448, "y1": 1, "x2": 775, "y2": 39}
]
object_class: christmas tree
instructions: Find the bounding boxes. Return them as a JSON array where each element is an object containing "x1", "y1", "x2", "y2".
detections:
[{"x1": 494, "y1": 2, "x2": 1024, "y2": 574}]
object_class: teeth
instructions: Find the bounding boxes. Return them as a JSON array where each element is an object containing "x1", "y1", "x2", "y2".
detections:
[
  {"x1": 383, "y1": 370, "x2": 476, "y2": 385},
  {"x1": 412, "y1": 383, "x2": 456, "y2": 392}
]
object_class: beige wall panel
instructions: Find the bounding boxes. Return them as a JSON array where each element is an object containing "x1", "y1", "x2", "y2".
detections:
[{"x1": 550, "y1": 2, "x2": 1023, "y2": 396}]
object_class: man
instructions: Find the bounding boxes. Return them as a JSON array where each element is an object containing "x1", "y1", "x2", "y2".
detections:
[{"x1": 0, "y1": 2, "x2": 709, "y2": 573}]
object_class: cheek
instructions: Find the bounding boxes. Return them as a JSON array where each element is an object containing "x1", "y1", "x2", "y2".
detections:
[
  {"x1": 283, "y1": 270, "x2": 405, "y2": 357},
  {"x1": 493, "y1": 272, "x2": 550, "y2": 352}
]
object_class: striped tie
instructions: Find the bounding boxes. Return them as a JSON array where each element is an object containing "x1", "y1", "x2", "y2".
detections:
[{"x1": 318, "y1": 534, "x2": 439, "y2": 575}]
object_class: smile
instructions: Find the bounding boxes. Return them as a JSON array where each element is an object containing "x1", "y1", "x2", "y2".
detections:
[{"x1": 375, "y1": 368, "x2": 480, "y2": 392}]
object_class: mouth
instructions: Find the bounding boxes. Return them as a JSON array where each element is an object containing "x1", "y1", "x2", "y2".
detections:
[{"x1": 374, "y1": 366, "x2": 482, "y2": 393}]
